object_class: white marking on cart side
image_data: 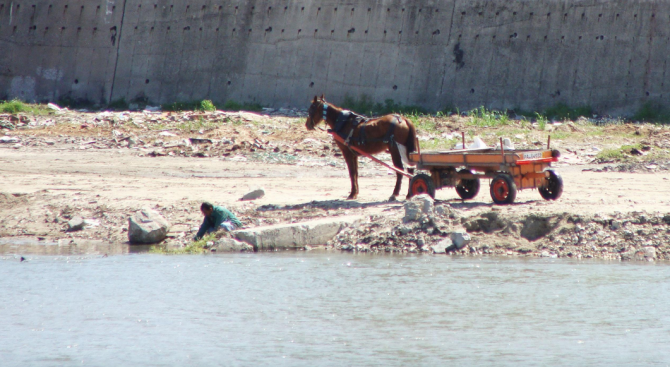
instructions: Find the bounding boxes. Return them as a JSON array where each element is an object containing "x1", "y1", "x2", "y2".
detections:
[{"x1": 523, "y1": 152, "x2": 543, "y2": 160}]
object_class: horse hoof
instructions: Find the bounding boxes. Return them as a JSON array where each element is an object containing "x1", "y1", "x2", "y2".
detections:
[
  {"x1": 347, "y1": 195, "x2": 358, "y2": 200},
  {"x1": 388, "y1": 195, "x2": 398, "y2": 202}
]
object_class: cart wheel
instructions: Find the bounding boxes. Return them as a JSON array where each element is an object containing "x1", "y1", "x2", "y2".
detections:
[
  {"x1": 539, "y1": 170, "x2": 563, "y2": 200},
  {"x1": 490, "y1": 174, "x2": 517, "y2": 204},
  {"x1": 455, "y1": 169, "x2": 480, "y2": 200},
  {"x1": 409, "y1": 173, "x2": 436, "y2": 198}
]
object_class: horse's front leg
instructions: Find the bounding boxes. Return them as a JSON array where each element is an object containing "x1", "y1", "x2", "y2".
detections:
[{"x1": 338, "y1": 143, "x2": 359, "y2": 200}]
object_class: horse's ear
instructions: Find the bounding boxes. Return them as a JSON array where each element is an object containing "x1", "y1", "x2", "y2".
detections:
[
  {"x1": 312, "y1": 96, "x2": 318, "y2": 103},
  {"x1": 320, "y1": 94, "x2": 325, "y2": 101}
]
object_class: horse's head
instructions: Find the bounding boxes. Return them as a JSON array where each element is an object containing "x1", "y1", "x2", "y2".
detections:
[{"x1": 305, "y1": 95, "x2": 326, "y2": 130}]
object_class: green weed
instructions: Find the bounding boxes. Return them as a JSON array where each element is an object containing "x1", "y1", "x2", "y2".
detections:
[
  {"x1": 0, "y1": 99, "x2": 53, "y2": 115},
  {"x1": 108, "y1": 98, "x2": 129, "y2": 111},
  {"x1": 414, "y1": 117, "x2": 438, "y2": 134},
  {"x1": 0, "y1": 99, "x2": 29, "y2": 114},
  {"x1": 467, "y1": 106, "x2": 511, "y2": 127},
  {"x1": 595, "y1": 144, "x2": 642, "y2": 161},
  {"x1": 536, "y1": 112, "x2": 548, "y2": 131},
  {"x1": 175, "y1": 117, "x2": 218, "y2": 132},
  {"x1": 200, "y1": 100, "x2": 216, "y2": 112},
  {"x1": 550, "y1": 131, "x2": 571, "y2": 140},
  {"x1": 341, "y1": 94, "x2": 427, "y2": 116},
  {"x1": 163, "y1": 100, "x2": 219, "y2": 112},
  {"x1": 150, "y1": 233, "x2": 215, "y2": 254},
  {"x1": 543, "y1": 103, "x2": 592, "y2": 121},
  {"x1": 420, "y1": 137, "x2": 458, "y2": 150},
  {"x1": 633, "y1": 102, "x2": 670, "y2": 123},
  {"x1": 222, "y1": 100, "x2": 263, "y2": 112}
]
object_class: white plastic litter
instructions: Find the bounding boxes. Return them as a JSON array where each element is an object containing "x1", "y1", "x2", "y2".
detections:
[{"x1": 454, "y1": 136, "x2": 488, "y2": 150}]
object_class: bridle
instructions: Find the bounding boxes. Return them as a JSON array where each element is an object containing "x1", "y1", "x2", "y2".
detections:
[{"x1": 307, "y1": 100, "x2": 329, "y2": 130}]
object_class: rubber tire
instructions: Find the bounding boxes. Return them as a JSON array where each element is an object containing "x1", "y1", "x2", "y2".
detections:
[
  {"x1": 409, "y1": 173, "x2": 436, "y2": 199},
  {"x1": 455, "y1": 169, "x2": 480, "y2": 200},
  {"x1": 490, "y1": 174, "x2": 517, "y2": 204},
  {"x1": 539, "y1": 170, "x2": 563, "y2": 200}
]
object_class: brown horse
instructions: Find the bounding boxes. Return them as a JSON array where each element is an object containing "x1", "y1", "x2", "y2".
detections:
[{"x1": 305, "y1": 95, "x2": 417, "y2": 201}]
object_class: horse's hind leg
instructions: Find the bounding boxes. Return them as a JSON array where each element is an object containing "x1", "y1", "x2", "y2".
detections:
[{"x1": 389, "y1": 143, "x2": 405, "y2": 201}]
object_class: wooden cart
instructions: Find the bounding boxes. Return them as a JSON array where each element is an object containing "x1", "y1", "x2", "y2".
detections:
[
  {"x1": 407, "y1": 136, "x2": 563, "y2": 204},
  {"x1": 327, "y1": 130, "x2": 563, "y2": 204}
]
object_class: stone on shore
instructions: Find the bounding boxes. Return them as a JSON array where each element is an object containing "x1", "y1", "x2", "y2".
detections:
[
  {"x1": 235, "y1": 216, "x2": 361, "y2": 250},
  {"x1": 128, "y1": 208, "x2": 170, "y2": 244},
  {"x1": 67, "y1": 216, "x2": 85, "y2": 231},
  {"x1": 0, "y1": 136, "x2": 20, "y2": 144},
  {"x1": 213, "y1": 237, "x2": 254, "y2": 252},
  {"x1": 241, "y1": 188, "x2": 265, "y2": 201},
  {"x1": 403, "y1": 194, "x2": 434, "y2": 222},
  {"x1": 450, "y1": 231, "x2": 471, "y2": 249},
  {"x1": 633, "y1": 246, "x2": 656, "y2": 261},
  {"x1": 431, "y1": 238, "x2": 453, "y2": 254}
]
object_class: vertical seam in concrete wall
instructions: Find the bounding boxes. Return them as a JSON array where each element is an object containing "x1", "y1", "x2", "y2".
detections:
[
  {"x1": 446, "y1": 0, "x2": 457, "y2": 45},
  {"x1": 108, "y1": 0, "x2": 129, "y2": 103}
]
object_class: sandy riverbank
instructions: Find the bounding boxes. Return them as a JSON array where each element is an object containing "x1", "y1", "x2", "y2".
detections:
[{"x1": 2, "y1": 108, "x2": 670, "y2": 260}]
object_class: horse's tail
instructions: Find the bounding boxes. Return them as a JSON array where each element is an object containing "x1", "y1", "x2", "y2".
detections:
[{"x1": 404, "y1": 118, "x2": 417, "y2": 153}]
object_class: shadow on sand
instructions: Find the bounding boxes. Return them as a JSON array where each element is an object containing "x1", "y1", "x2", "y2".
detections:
[{"x1": 256, "y1": 199, "x2": 403, "y2": 212}]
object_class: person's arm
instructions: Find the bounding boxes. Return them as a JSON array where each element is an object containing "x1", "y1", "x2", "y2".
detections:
[{"x1": 194, "y1": 217, "x2": 211, "y2": 240}]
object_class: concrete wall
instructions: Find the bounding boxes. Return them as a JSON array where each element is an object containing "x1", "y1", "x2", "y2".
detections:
[{"x1": 2, "y1": 0, "x2": 669, "y2": 114}]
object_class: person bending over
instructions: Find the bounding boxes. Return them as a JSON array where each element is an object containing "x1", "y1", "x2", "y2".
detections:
[{"x1": 194, "y1": 202, "x2": 242, "y2": 240}]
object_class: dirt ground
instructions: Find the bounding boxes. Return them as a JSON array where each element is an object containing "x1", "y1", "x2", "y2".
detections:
[{"x1": 1, "y1": 108, "x2": 670, "y2": 258}]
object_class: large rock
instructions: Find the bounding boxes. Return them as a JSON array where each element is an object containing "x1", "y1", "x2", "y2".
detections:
[
  {"x1": 213, "y1": 237, "x2": 254, "y2": 252},
  {"x1": 128, "y1": 208, "x2": 170, "y2": 244},
  {"x1": 450, "y1": 231, "x2": 471, "y2": 249},
  {"x1": 403, "y1": 194, "x2": 434, "y2": 222},
  {"x1": 430, "y1": 238, "x2": 453, "y2": 254},
  {"x1": 633, "y1": 246, "x2": 656, "y2": 261},
  {"x1": 234, "y1": 216, "x2": 361, "y2": 250},
  {"x1": 67, "y1": 217, "x2": 85, "y2": 231},
  {"x1": 241, "y1": 188, "x2": 265, "y2": 201}
]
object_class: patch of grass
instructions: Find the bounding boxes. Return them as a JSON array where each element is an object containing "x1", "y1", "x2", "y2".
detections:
[
  {"x1": 175, "y1": 117, "x2": 218, "y2": 132},
  {"x1": 467, "y1": 106, "x2": 511, "y2": 127},
  {"x1": 543, "y1": 103, "x2": 592, "y2": 121},
  {"x1": 108, "y1": 98, "x2": 129, "y2": 111},
  {"x1": 414, "y1": 117, "x2": 438, "y2": 134},
  {"x1": 0, "y1": 99, "x2": 29, "y2": 114},
  {"x1": 150, "y1": 233, "x2": 215, "y2": 254},
  {"x1": 494, "y1": 128, "x2": 527, "y2": 137},
  {"x1": 550, "y1": 131, "x2": 571, "y2": 140},
  {"x1": 420, "y1": 137, "x2": 459, "y2": 150},
  {"x1": 162, "y1": 100, "x2": 219, "y2": 112},
  {"x1": 0, "y1": 99, "x2": 53, "y2": 115},
  {"x1": 222, "y1": 100, "x2": 263, "y2": 112},
  {"x1": 536, "y1": 113, "x2": 548, "y2": 131},
  {"x1": 632, "y1": 102, "x2": 670, "y2": 123},
  {"x1": 341, "y1": 94, "x2": 427, "y2": 116},
  {"x1": 596, "y1": 143, "x2": 642, "y2": 161}
]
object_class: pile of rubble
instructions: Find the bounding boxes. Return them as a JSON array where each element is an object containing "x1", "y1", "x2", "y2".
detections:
[
  {"x1": 460, "y1": 210, "x2": 670, "y2": 261},
  {"x1": 323, "y1": 194, "x2": 669, "y2": 261},
  {"x1": 327, "y1": 195, "x2": 472, "y2": 254}
]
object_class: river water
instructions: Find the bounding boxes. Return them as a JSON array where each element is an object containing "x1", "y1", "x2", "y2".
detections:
[{"x1": 1, "y1": 252, "x2": 669, "y2": 366}]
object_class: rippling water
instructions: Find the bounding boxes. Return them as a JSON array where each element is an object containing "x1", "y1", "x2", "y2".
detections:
[{"x1": 1, "y1": 253, "x2": 669, "y2": 366}]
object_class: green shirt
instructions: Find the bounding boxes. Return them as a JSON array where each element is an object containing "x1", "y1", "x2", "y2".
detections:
[{"x1": 195, "y1": 206, "x2": 242, "y2": 240}]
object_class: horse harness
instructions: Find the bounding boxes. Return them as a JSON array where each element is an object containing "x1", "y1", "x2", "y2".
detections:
[{"x1": 323, "y1": 102, "x2": 401, "y2": 148}]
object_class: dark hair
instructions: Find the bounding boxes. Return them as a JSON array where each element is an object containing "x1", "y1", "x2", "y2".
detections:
[{"x1": 201, "y1": 202, "x2": 214, "y2": 211}]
